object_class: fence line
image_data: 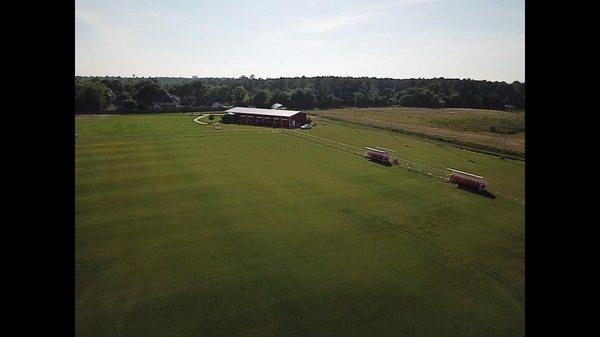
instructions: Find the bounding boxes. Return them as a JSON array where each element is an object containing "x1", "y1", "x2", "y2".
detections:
[
  {"x1": 209, "y1": 128, "x2": 284, "y2": 135},
  {"x1": 203, "y1": 128, "x2": 452, "y2": 181},
  {"x1": 282, "y1": 129, "x2": 450, "y2": 180},
  {"x1": 314, "y1": 115, "x2": 525, "y2": 161},
  {"x1": 198, "y1": 125, "x2": 524, "y2": 204},
  {"x1": 283, "y1": 129, "x2": 365, "y2": 156}
]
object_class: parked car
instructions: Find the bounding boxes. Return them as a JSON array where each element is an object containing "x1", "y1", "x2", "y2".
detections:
[{"x1": 300, "y1": 124, "x2": 312, "y2": 129}]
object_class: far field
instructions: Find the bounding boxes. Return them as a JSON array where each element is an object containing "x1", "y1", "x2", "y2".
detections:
[
  {"x1": 76, "y1": 113, "x2": 524, "y2": 337},
  {"x1": 311, "y1": 107, "x2": 525, "y2": 156}
]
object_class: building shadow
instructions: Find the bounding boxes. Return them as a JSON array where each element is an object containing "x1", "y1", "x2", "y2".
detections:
[{"x1": 456, "y1": 185, "x2": 496, "y2": 199}]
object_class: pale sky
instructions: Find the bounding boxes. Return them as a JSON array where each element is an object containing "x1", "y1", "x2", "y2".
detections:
[{"x1": 75, "y1": 0, "x2": 524, "y2": 82}]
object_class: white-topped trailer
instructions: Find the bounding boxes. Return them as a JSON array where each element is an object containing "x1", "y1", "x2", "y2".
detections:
[
  {"x1": 364, "y1": 147, "x2": 391, "y2": 165},
  {"x1": 447, "y1": 168, "x2": 487, "y2": 191}
]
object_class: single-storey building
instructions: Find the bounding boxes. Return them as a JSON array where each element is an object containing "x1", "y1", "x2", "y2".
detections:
[
  {"x1": 271, "y1": 103, "x2": 286, "y2": 110},
  {"x1": 151, "y1": 94, "x2": 181, "y2": 110},
  {"x1": 224, "y1": 107, "x2": 307, "y2": 128}
]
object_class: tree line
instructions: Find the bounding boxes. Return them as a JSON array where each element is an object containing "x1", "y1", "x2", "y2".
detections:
[{"x1": 75, "y1": 75, "x2": 525, "y2": 112}]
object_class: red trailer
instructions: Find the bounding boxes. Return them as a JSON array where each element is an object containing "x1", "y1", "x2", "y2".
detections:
[
  {"x1": 364, "y1": 147, "x2": 391, "y2": 165},
  {"x1": 448, "y1": 168, "x2": 487, "y2": 192}
]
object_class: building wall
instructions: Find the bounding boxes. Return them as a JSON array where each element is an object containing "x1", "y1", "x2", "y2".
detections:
[
  {"x1": 290, "y1": 112, "x2": 307, "y2": 127},
  {"x1": 234, "y1": 112, "x2": 306, "y2": 128}
]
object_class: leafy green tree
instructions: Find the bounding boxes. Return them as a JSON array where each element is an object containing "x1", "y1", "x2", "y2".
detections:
[
  {"x1": 204, "y1": 85, "x2": 221, "y2": 105},
  {"x1": 122, "y1": 99, "x2": 137, "y2": 110},
  {"x1": 231, "y1": 86, "x2": 250, "y2": 106},
  {"x1": 444, "y1": 92, "x2": 464, "y2": 107},
  {"x1": 75, "y1": 80, "x2": 113, "y2": 111},
  {"x1": 352, "y1": 92, "x2": 365, "y2": 107},
  {"x1": 253, "y1": 89, "x2": 271, "y2": 108},
  {"x1": 242, "y1": 94, "x2": 253, "y2": 107},
  {"x1": 100, "y1": 79, "x2": 124, "y2": 95},
  {"x1": 269, "y1": 89, "x2": 291, "y2": 107},
  {"x1": 132, "y1": 80, "x2": 170, "y2": 106},
  {"x1": 326, "y1": 94, "x2": 343, "y2": 107},
  {"x1": 367, "y1": 87, "x2": 381, "y2": 105},
  {"x1": 75, "y1": 76, "x2": 526, "y2": 110},
  {"x1": 190, "y1": 81, "x2": 207, "y2": 101},
  {"x1": 290, "y1": 88, "x2": 316, "y2": 109},
  {"x1": 116, "y1": 92, "x2": 131, "y2": 102}
]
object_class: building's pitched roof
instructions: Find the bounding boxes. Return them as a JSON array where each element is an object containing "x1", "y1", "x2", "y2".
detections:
[
  {"x1": 271, "y1": 103, "x2": 284, "y2": 109},
  {"x1": 154, "y1": 94, "x2": 180, "y2": 104},
  {"x1": 225, "y1": 107, "x2": 302, "y2": 117},
  {"x1": 168, "y1": 94, "x2": 180, "y2": 103}
]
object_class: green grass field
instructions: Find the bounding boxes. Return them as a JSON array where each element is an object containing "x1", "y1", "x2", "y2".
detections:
[
  {"x1": 76, "y1": 114, "x2": 524, "y2": 337},
  {"x1": 311, "y1": 107, "x2": 525, "y2": 155}
]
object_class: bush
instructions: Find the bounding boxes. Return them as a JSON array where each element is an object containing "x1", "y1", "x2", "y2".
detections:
[{"x1": 221, "y1": 113, "x2": 236, "y2": 124}]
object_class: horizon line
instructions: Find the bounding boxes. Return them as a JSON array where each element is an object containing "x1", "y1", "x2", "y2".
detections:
[{"x1": 75, "y1": 74, "x2": 525, "y2": 83}]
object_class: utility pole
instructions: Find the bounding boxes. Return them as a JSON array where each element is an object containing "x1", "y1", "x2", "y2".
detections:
[
  {"x1": 389, "y1": 97, "x2": 395, "y2": 134},
  {"x1": 354, "y1": 95, "x2": 357, "y2": 127},
  {"x1": 500, "y1": 105, "x2": 514, "y2": 159}
]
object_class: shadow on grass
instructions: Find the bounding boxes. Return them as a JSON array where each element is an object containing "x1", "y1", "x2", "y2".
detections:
[
  {"x1": 500, "y1": 156, "x2": 524, "y2": 167},
  {"x1": 367, "y1": 158, "x2": 392, "y2": 166},
  {"x1": 455, "y1": 185, "x2": 496, "y2": 199}
]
